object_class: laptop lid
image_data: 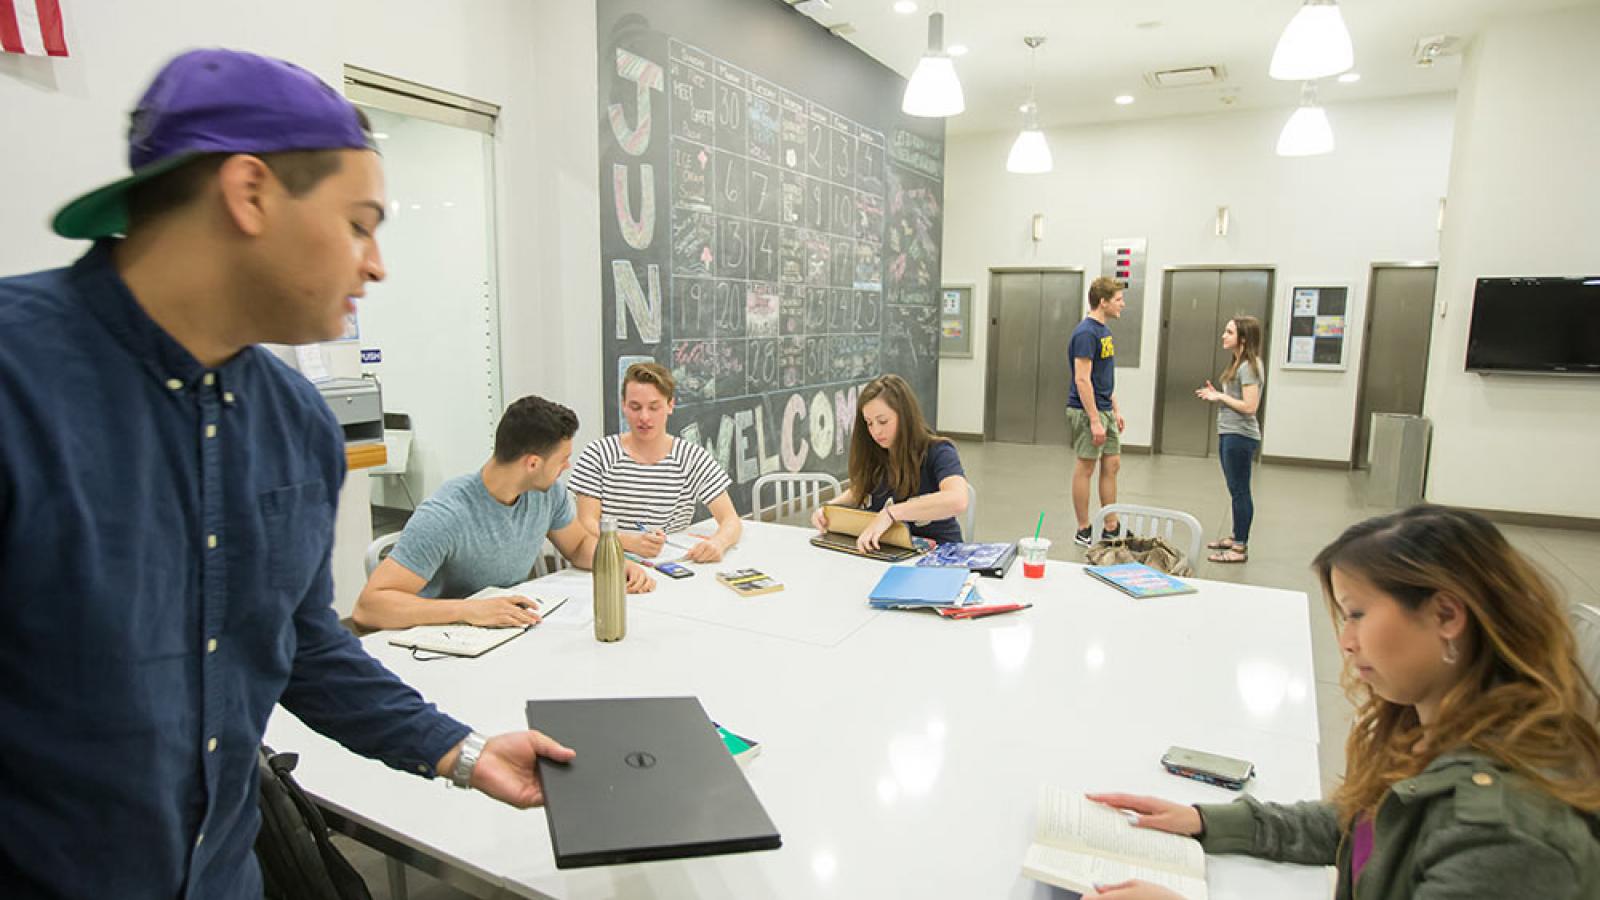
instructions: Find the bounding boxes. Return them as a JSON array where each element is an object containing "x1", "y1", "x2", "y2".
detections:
[
  {"x1": 820, "y1": 504, "x2": 915, "y2": 549},
  {"x1": 809, "y1": 531, "x2": 919, "y2": 562},
  {"x1": 526, "y1": 697, "x2": 782, "y2": 869}
]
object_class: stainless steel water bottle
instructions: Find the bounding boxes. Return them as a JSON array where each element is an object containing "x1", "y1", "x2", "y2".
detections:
[{"x1": 593, "y1": 516, "x2": 626, "y2": 641}]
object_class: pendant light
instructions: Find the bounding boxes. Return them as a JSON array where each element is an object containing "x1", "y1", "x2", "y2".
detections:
[
  {"x1": 902, "y1": 11, "x2": 965, "y2": 117},
  {"x1": 1276, "y1": 82, "x2": 1334, "y2": 157},
  {"x1": 1006, "y1": 36, "x2": 1052, "y2": 174},
  {"x1": 1269, "y1": 0, "x2": 1354, "y2": 81}
]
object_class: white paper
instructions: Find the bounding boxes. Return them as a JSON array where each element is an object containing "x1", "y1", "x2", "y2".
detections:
[
  {"x1": 1292, "y1": 288, "x2": 1318, "y2": 316},
  {"x1": 294, "y1": 345, "x2": 331, "y2": 382},
  {"x1": 1289, "y1": 336, "x2": 1316, "y2": 364}
]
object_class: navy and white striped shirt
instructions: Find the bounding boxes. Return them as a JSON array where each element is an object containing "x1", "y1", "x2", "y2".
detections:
[
  {"x1": 0, "y1": 242, "x2": 469, "y2": 898},
  {"x1": 567, "y1": 435, "x2": 732, "y2": 532}
]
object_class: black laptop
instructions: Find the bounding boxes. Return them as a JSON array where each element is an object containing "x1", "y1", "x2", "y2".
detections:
[{"x1": 525, "y1": 697, "x2": 782, "y2": 869}]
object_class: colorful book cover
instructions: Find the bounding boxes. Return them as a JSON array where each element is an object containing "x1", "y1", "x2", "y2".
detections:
[
  {"x1": 916, "y1": 541, "x2": 1017, "y2": 575},
  {"x1": 1084, "y1": 563, "x2": 1198, "y2": 599}
]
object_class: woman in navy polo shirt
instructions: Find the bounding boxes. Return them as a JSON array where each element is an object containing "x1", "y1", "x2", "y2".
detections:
[{"x1": 811, "y1": 373, "x2": 970, "y2": 551}]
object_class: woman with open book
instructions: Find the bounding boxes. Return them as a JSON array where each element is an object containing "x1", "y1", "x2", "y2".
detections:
[
  {"x1": 1084, "y1": 506, "x2": 1600, "y2": 899},
  {"x1": 810, "y1": 373, "x2": 970, "y2": 552}
]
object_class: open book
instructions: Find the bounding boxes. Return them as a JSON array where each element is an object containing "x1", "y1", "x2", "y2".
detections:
[
  {"x1": 386, "y1": 582, "x2": 570, "y2": 657},
  {"x1": 1022, "y1": 787, "x2": 1208, "y2": 900}
]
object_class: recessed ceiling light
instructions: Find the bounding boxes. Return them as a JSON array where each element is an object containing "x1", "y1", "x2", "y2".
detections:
[
  {"x1": 948, "y1": 44, "x2": 968, "y2": 57},
  {"x1": 893, "y1": 1, "x2": 917, "y2": 14},
  {"x1": 1114, "y1": 95, "x2": 1135, "y2": 105},
  {"x1": 1337, "y1": 71, "x2": 1361, "y2": 83}
]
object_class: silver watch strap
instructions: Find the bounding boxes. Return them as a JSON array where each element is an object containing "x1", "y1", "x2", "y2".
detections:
[{"x1": 448, "y1": 731, "x2": 487, "y2": 789}]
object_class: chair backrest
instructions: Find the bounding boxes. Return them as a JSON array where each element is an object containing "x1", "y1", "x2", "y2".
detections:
[
  {"x1": 1091, "y1": 503, "x2": 1203, "y2": 564},
  {"x1": 1572, "y1": 603, "x2": 1600, "y2": 700},
  {"x1": 962, "y1": 481, "x2": 977, "y2": 543},
  {"x1": 532, "y1": 539, "x2": 573, "y2": 578},
  {"x1": 750, "y1": 472, "x2": 842, "y2": 523},
  {"x1": 364, "y1": 532, "x2": 400, "y2": 577}
]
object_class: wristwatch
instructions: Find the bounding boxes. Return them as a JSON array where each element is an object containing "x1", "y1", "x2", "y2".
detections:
[{"x1": 448, "y1": 731, "x2": 488, "y2": 789}]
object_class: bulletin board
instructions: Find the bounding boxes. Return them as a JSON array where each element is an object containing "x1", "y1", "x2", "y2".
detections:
[
  {"x1": 939, "y1": 284, "x2": 973, "y2": 358},
  {"x1": 1282, "y1": 283, "x2": 1350, "y2": 370}
]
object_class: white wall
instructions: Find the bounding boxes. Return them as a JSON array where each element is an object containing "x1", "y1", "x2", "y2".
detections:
[
  {"x1": 1422, "y1": 6, "x2": 1600, "y2": 518},
  {"x1": 939, "y1": 94, "x2": 1455, "y2": 461}
]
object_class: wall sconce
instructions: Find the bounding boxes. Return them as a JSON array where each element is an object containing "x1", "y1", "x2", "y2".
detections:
[
  {"x1": 1031, "y1": 213, "x2": 1045, "y2": 242},
  {"x1": 1215, "y1": 205, "x2": 1231, "y2": 237}
]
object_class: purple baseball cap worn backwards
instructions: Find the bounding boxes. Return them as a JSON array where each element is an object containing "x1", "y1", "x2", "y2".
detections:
[{"x1": 52, "y1": 48, "x2": 375, "y2": 240}]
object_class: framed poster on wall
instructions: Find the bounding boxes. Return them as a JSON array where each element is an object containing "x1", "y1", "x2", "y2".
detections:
[
  {"x1": 1282, "y1": 282, "x2": 1351, "y2": 370},
  {"x1": 940, "y1": 284, "x2": 973, "y2": 358}
]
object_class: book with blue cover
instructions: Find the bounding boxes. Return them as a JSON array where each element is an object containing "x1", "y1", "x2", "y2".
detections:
[
  {"x1": 1084, "y1": 563, "x2": 1197, "y2": 599},
  {"x1": 868, "y1": 566, "x2": 974, "y2": 609},
  {"x1": 916, "y1": 541, "x2": 1018, "y2": 577}
]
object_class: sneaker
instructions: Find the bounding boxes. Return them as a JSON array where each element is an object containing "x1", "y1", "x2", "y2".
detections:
[{"x1": 1074, "y1": 526, "x2": 1093, "y2": 548}]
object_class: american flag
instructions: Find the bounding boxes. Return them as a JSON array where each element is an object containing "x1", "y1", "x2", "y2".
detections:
[{"x1": 1, "y1": 0, "x2": 68, "y2": 58}]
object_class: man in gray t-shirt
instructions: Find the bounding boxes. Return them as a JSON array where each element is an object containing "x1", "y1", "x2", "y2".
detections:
[{"x1": 353, "y1": 396, "x2": 654, "y2": 630}]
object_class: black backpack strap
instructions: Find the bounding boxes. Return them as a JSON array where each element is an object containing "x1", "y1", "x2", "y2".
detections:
[{"x1": 256, "y1": 745, "x2": 373, "y2": 900}]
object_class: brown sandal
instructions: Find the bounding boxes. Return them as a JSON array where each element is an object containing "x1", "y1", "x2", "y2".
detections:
[
  {"x1": 1208, "y1": 547, "x2": 1248, "y2": 564},
  {"x1": 1206, "y1": 538, "x2": 1237, "y2": 550}
]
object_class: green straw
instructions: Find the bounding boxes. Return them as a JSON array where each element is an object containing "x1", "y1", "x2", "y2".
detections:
[{"x1": 1033, "y1": 512, "x2": 1044, "y2": 541}]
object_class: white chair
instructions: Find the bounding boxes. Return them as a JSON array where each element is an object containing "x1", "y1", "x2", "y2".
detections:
[
  {"x1": 1091, "y1": 503, "x2": 1203, "y2": 564},
  {"x1": 751, "y1": 472, "x2": 842, "y2": 523},
  {"x1": 368, "y1": 412, "x2": 416, "y2": 509},
  {"x1": 364, "y1": 531, "x2": 401, "y2": 577},
  {"x1": 961, "y1": 481, "x2": 977, "y2": 542},
  {"x1": 1572, "y1": 603, "x2": 1600, "y2": 699}
]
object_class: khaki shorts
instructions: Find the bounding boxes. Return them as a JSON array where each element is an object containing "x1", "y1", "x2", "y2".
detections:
[{"x1": 1066, "y1": 407, "x2": 1121, "y2": 459}]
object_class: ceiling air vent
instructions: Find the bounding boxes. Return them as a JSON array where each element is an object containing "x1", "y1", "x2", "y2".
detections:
[{"x1": 1143, "y1": 65, "x2": 1228, "y2": 89}]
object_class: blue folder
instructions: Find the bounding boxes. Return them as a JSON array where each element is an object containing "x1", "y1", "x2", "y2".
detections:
[{"x1": 867, "y1": 566, "x2": 971, "y2": 608}]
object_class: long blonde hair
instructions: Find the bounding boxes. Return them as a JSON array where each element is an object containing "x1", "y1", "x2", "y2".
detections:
[
  {"x1": 1219, "y1": 315, "x2": 1264, "y2": 387},
  {"x1": 1313, "y1": 506, "x2": 1600, "y2": 826},
  {"x1": 848, "y1": 374, "x2": 946, "y2": 504}
]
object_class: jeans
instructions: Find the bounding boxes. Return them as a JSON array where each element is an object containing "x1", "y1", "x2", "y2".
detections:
[{"x1": 1218, "y1": 433, "x2": 1260, "y2": 545}]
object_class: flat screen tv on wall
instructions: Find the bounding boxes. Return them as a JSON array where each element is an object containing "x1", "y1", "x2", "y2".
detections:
[{"x1": 1465, "y1": 277, "x2": 1600, "y2": 375}]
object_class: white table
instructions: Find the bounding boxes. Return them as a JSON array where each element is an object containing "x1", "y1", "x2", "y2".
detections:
[{"x1": 267, "y1": 521, "x2": 1330, "y2": 898}]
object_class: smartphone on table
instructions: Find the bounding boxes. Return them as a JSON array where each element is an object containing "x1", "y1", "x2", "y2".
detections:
[
  {"x1": 656, "y1": 561, "x2": 694, "y2": 579},
  {"x1": 1161, "y1": 746, "x2": 1255, "y2": 790}
]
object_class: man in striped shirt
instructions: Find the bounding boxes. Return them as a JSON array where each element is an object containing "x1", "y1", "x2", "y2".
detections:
[
  {"x1": 353, "y1": 395, "x2": 655, "y2": 630},
  {"x1": 570, "y1": 362, "x2": 742, "y2": 562}
]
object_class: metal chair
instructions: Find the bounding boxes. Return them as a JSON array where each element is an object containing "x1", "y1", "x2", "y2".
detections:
[
  {"x1": 961, "y1": 481, "x2": 977, "y2": 542},
  {"x1": 1572, "y1": 603, "x2": 1600, "y2": 699},
  {"x1": 532, "y1": 539, "x2": 574, "y2": 578},
  {"x1": 750, "y1": 472, "x2": 842, "y2": 523},
  {"x1": 1091, "y1": 503, "x2": 1203, "y2": 564},
  {"x1": 364, "y1": 531, "x2": 401, "y2": 577}
]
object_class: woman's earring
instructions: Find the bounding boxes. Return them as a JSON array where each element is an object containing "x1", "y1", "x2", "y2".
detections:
[{"x1": 1442, "y1": 638, "x2": 1459, "y2": 665}]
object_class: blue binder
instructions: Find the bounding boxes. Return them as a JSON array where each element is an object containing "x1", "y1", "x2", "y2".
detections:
[{"x1": 867, "y1": 566, "x2": 972, "y2": 608}]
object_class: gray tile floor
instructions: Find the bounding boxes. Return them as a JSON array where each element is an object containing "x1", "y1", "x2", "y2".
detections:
[{"x1": 343, "y1": 440, "x2": 1600, "y2": 899}]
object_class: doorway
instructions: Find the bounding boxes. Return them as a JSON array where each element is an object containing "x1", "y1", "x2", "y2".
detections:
[
  {"x1": 1351, "y1": 263, "x2": 1437, "y2": 468},
  {"x1": 983, "y1": 268, "x2": 1086, "y2": 444},
  {"x1": 1154, "y1": 267, "x2": 1274, "y2": 457}
]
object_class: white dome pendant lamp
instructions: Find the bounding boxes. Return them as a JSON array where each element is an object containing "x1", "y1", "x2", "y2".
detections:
[
  {"x1": 1270, "y1": 0, "x2": 1354, "y2": 81},
  {"x1": 902, "y1": 11, "x2": 965, "y2": 117},
  {"x1": 1276, "y1": 81, "x2": 1334, "y2": 157},
  {"x1": 1006, "y1": 36, "x2": 1053, "y2": 174}
]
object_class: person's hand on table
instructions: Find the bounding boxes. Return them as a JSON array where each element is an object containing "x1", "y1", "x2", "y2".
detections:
[
  {"x1": 810, "y1": 506, "x2": 829, "y2": 532},
  {"x1": 1084, "y1": 881, "x2": 1186, "y2": 900},
  {"x1": 622, "y1": 528, "x2": 666, "y2": 558},
  {"x1": 856, "y1": 508, "x2": 895, "y2": 552},
  {"x1": 623, "y1": 561, "x2": 656, "y2": 593},
  {"x1": 461, "y1": 595, "x2": 542, "y2": 627},
  {"x1": 447, "y1": 731, "x2": 575, "y2": 809},
  {"x1": 1083, "y1": 793, "x2": 1204, "y2": 836},
  {"x1": 684, "y1": 535, "x2": 726, "y2": 563}
]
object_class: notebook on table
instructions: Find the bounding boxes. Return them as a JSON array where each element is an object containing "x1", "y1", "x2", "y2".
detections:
[
  {"x1": 1084, "y1": 563, "x2": 1198, "y2": 599},
  {"x1": 526, "y1": 697, "x2": 782, "y2": 869},
  {"x1": 809, "y1": 504, "x2": 922, "y2": 562},
  {"x1": 916, "y1": 541, "x2": 1018, "y2": 577},
  {"x1": 867, "y1": 566, "x2": 974, "y2": 609}
]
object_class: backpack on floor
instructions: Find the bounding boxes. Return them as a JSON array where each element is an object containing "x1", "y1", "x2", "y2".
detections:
[
  {"x1": 1084, "y1": 535, "x2": 1194, "y2": 577},
  {"x1": 255, "y1": 745, "x2": 373, "y2": 900}
]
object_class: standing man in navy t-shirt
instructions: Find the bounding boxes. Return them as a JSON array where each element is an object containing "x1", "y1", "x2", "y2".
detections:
[{"x1": 1066, "y1": 276, "x2": 1127, "y2": 546}]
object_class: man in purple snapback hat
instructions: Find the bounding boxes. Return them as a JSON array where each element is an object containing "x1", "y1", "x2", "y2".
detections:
[{"x1": 0, "y1": 49, "x2": 574, "y2": 898}]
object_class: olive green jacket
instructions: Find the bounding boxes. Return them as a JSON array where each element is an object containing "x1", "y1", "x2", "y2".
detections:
[{"x1": 1196, "y1": 751, "x2": 1600, "y2": 899}]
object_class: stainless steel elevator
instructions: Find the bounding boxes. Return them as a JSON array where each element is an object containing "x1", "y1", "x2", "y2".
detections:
[
  {"x1": 984, "y1": 268, "x2": 1086, "y2": 444},
  {"x1": 1352, "y1": 263, "x2": 1437, "y2": 468},
  {"x1": 1154, "y1": 267, "x2": 1274, "y2": 457}
]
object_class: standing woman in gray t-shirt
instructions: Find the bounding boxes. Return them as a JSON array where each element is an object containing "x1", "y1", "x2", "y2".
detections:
[{"x1": 1196, "y1": 316, "x2": 1264, "y2": 564}]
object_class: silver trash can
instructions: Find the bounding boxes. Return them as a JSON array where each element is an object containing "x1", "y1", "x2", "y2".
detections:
[{"x1": 1366, "y1": 413, "x2": 1431, "y2": 508}]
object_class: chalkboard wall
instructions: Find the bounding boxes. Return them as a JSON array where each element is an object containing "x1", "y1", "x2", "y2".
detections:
[{"x1": 598, "y1": 0, "x2": 945, "y2": 511}]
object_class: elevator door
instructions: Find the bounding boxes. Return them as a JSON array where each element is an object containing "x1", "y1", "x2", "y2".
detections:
[
  {"x1": 1352, "y1": 264, "x2": 1437, "y2": 467},
  {"x1": 985, "y1": 269, "x2": 1084, "y2": 444},
  {"x1": 1156, "y1": 269, "x2": 1273, "y2": 457}
]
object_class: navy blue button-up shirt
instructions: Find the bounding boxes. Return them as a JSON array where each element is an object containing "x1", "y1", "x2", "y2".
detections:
[{"x1": 0, "y1": 243, "x2": 470, "y2": 898}]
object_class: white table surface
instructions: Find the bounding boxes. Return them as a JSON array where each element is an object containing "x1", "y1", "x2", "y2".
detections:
[{"x1": 267, "y1": 521, "x2": 1330, "y2": 898}]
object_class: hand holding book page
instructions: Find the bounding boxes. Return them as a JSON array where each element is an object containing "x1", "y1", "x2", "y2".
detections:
[{"x1": 1021, "y1": 787, "x2": 1208, "y2": 900}]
